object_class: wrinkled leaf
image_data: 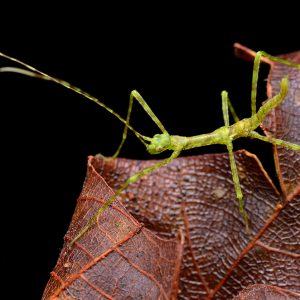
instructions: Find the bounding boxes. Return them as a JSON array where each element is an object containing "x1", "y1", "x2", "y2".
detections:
[
  {"x1": 233, "y1": 284, "x2": 300, "y2": 300},
  {"x1": 94, "y1": 150, "x2": 300, "y2": 299},
  {"x1": 42, "y1": 156, "x2": 183, "y2": 300},
  {"x1": 263, "y1": 50, "x2": 300, "y2": 195},
  {"x1": 43, "y1": 48, "x2": 300, "y2": 299}
]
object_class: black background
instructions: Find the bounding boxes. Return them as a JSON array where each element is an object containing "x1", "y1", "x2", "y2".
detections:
[{"x1": 1, "y1": 4, "x2": 299, "y2": 299}]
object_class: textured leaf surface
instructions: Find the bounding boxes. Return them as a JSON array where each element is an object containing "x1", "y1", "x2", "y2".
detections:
[
  {"x1": 42, "y1": 49, "x2": 300, "y2": 299},
  {"x1": 233, "y1": 284, "x2": 300, "y2": 300},
  {"x1": 42, "y1": 156, "x2": 183, "y2": 300},
  {"x1": 95, "y1": 150, "x2": 300, "y2": 299},
  {"x1": 263, "y1": 51, "x2": 300, "y2": 196}
]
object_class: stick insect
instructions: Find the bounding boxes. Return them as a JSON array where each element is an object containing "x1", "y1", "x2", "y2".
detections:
[{"x1": 0, "y1": 49, "x2": 300, "y2": 245}]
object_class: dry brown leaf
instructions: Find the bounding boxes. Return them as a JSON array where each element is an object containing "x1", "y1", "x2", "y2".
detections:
[
  {"x1": 42, "y1": 156, "x2": 183, "y2": 300},
  {"x1": 42, "y1": 47, "x2": 300, "y2": 299},
  {"x1": 232, "y1": 284, "x2": 300, "y2": 300}
]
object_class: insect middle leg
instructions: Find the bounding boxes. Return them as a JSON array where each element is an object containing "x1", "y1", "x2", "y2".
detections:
[{"x1": 221, "y1": 90, "x2": 249, "y2": 230}]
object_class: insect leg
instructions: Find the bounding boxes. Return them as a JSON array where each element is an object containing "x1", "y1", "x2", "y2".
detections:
[
  {"x1": 249, "y1": 53, "x2": 300, "y2": 153},
  {"x1": 71, "y1": 150, "x2": 181, "y2": 244},
  {"x1": 249, "y1": 131, "x2": 300, "y2": 152},
  {"x1": 249, "y1": 49, "x2": 300, "y2": 118},
  {"x1": 112, "y1": 92, "x2": 134, "y2": 157},
  {"x1": 227, "y1": 95, "x2": 240, "y2": 122},
  {"x1": 112, "y1": 90, "x2": 170, "y2": 157},
  {"x1": 222, "y1": 91, "x2": 249, "y2": 230},
  {"x1": 250, "y1": 51, "x2": 263, "y2": 116},
  {"x1": 130, "y1": 90, "x2": 169, "y2": 134},
  {"x1": 260, "y1": 51, "x2": 300, "y2": 69},
  {"x1": 226, "y1": 142, "x2": 249, "y2": 230},
  {"x1": 0, "y1": 53, "x2": 150, "y2": 145}
]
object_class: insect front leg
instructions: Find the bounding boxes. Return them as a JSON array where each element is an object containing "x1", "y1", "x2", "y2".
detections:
[
  {"x1": 227, "y1": 95, "x2": 240, "y2": 123},
  {"x1": 112, "y1": 92, "x2": 135, "y2": 158},
  {"x1": 113, "y1": 90, "x2": 170, "y2": 157}
]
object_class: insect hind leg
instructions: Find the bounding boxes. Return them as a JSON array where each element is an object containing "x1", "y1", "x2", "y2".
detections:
[
  {"x1": 249, "y1": 131, "x2": 300, "y2": 152},
  {"x1": 250, "y1": 50, "x2": 300, "y2": 118}
]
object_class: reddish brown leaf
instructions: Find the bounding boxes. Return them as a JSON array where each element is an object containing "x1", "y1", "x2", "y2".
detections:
[
  {"x1": 95, "y1": 150, "x2": 300, "y2": 299},
  {"x1": 263, "y1": 51, "x2": 300, "y2": 196},
  {"x1": 42, "y1": 156, "x2": 184, "y2": 300},
  {"x1": 42, "y1": 47, "x2": 300, "y2": 299},
  {"x1": 234, "y1": 43, "x2": 300, "y2": 196},
  {"x1": 232, "y1": 284, "x2": 300, "y2": 300}
]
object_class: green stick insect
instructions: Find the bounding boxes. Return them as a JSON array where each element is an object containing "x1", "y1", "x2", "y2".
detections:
[{"x1": 1, "y1": 49, "x2": 300, "y2": 245}]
